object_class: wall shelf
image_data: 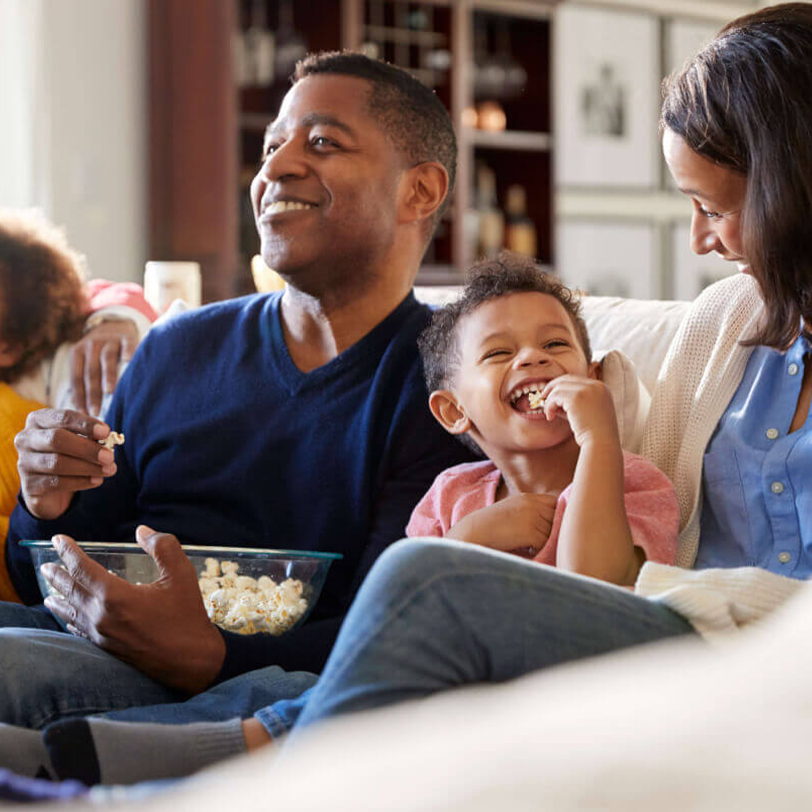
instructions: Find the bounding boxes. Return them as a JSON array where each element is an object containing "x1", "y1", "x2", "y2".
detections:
[{"x1": 470, "y1": 129, "x2": 552, "y2": 152}]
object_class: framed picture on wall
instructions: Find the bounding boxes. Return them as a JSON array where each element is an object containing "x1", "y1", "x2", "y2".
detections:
[
  {"x1": 556, "y1": 220, "x2": 659, "y2": 299},
  {"x1": 554, "y1": 5, "x2": 660, "y2": 189},
  {"x1": 671, "y1": 222, "x2": 735, "y2": 300}
]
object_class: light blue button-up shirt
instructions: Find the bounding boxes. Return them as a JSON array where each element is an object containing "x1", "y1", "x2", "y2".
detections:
[{"x1": 697, "y1": 331, "x2": 812, "y2": 577}]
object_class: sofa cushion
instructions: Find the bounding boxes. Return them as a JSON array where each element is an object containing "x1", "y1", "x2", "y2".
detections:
[
  {"x1": 575, "y1": 295, "x2": 689, "y2": 395},
  {"x1": 598, "y1": 349, "x2": 649, "y2": 453}
]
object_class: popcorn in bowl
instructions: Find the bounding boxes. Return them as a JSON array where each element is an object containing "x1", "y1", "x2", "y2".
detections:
[
  {"x1": 198, "y1": 557, "x2": 310, "y2": 635},
  {"x1": 20, "y1": 541, "x2": 342, "y2": 636}
]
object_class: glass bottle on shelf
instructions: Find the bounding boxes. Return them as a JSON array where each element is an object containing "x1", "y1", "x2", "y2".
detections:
[
  {"x1": 233, "y1": 24, "x2": 251, "y2": 87},
  {"x1": 275, "y1": 0, "x2": 307, "y2": 79},
  {"x1": 476, "y1": 163, "x2": 504, "y2": 259},
  {"x1": 244, "y1": 0, "x2": 275, "y2": 87},
  {"x1": 504, "y1": 185, "x2": 537, "y2": 258}
]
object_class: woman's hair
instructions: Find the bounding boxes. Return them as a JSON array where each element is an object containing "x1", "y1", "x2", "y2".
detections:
[
  {"x1": 661, "y1": 3, "x2": 812, "y2": 349},
  {"x1": 0, "y1": 210, "x2": 89, "y2": 383},
  {"x1": 419, "y1": 252, "x2": 591, "y2": 394}
]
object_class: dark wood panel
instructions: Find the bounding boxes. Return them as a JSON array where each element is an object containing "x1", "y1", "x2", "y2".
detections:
[{"x1": 149, "y1": 0, "x2": 239, "y2": 303}]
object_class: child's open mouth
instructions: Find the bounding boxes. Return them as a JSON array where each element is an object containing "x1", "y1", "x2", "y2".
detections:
[{"x1": 509, "y1": 385, "x2": 547, "y2": 414}]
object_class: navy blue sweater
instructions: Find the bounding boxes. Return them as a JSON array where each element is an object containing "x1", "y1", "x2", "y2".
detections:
[{"x1": 7, "y1": 292, "x2": 474, "y2": 679}]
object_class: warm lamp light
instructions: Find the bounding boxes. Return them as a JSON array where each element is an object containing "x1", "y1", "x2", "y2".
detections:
[
  {"x1": 477, "y1": 100, "x2": 507, "y2": 132},
  {"x1": 461, "y1": 106, "x2": 478, "y2": 129}
]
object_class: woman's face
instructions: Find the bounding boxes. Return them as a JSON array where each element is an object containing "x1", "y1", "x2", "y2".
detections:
[{"x1": 663, "y1": 128, "x2": 750, "y2": 273}]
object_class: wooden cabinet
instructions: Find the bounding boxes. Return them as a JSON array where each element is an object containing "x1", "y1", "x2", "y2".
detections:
[
  {"x1": 148, "y1": 0, "x2": 240, "y2": 304},
  {"x1": 455, "y1": 4, "x2": 554, "y2": 279},
  {"x1": 149, "y1": 0, "x2": 557, "y2": 300}
]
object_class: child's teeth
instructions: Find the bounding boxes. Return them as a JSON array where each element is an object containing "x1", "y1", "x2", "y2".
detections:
[{"x1": 510, "y1": 385, "x2": 546, "y2": 407}]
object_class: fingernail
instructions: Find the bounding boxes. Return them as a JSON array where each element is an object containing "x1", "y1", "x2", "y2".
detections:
[
  {"x1": 98, "y1": 448, "x2": 114, "y2": 464},
  {"x1": 136, "y1": 524, "x2": 155, "y2": 540},
  {"x1": 101, "y1": 463, "x2": 117, "y2": 477},
  {"x1": 40, "y1": 563, "x2": 54, "y2": 578},
  {"x1": 89, "y1": 476, "x2": 103, "y2": 486},
  {"x1": 92, "y1": 423, "x2": 110, "y2": 439}
]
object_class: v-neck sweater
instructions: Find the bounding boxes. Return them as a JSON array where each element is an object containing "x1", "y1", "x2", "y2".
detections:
[{"x1": 7, "y1": 291, "x2": 475, "y2": 677}]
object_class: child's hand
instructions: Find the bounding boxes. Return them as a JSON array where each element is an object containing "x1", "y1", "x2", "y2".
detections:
[
  {"x1": 445, "y1": 493, "x2": 558, "y2": 556},
  {"x1": 540, "y1": 375, "x2": 620, "y2": 450}
]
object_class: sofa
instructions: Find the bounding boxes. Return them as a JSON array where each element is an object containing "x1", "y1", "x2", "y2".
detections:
[{"x1": 32, "y1": 291, "x2": 812, "y2": 810}]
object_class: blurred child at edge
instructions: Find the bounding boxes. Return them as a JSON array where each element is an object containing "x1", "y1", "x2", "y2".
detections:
[{"x1": 0, "y1": 209, "x2": 156, "y2": 601}]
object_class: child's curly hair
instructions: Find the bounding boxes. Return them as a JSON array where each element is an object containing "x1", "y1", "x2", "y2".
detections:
[
  {"x1": 0, "y1": 210, "x2": 89, "y2": 384},
  {"x1": 418, "y1": 252, "x2": 591, "y2": 395}
]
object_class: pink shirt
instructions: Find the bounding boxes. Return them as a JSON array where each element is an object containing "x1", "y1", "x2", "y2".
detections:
[{"x1": 406, "y1": 451, "x2": 677, "y2": 566}]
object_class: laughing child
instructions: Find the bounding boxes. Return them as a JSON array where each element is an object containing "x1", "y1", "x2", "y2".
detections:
[{"x1": 408, "y1": 253, "x2": 677, "y2": 585}]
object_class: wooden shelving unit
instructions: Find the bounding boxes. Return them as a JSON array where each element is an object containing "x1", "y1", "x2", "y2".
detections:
[
  {"x1": 454, "y1": 1, "x2": 555, "y2": 276},
  {"x1": 470, "y1": 130, "x2": 553, "y2": 151}
]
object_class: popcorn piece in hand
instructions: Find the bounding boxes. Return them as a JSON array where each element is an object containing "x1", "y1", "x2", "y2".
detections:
[
  {"x1": 527, "y1": 391, "x2": 546, "y2": 410},
  {"x1": 99, "y1": 431, "x2": 125, "y2": 451}
]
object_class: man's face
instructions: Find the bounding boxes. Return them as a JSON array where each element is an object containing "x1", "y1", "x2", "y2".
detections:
[
  {"x1": 250, "y1": 75, "x2": 405, "y2": 283},
  {"x1": 449, "y1": 292, "x2": 595, "y2": 457}
]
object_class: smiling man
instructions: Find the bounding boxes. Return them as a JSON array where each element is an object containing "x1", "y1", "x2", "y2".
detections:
[{"x1": 0, "y1": 53, "x2": 475, "y2": 770}]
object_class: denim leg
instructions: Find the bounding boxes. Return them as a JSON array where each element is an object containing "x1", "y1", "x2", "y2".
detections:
[
  {"x1": 104, "y1": 667, "x2": 318, "y2": 726},
  {"x1": 0, "y1": 601, "x2": 62, "y2": 630},
  {"x1": 0, "y1": 599, "x2": 317, "y2": 732},
  {"x1": 254, "y1": 686, "x2": 314, "y2": 739},
  {"x1": 0, "y1": 629, "x2": 182, "y2": 729},
  {"x1": 293, "y1": 538, "x2": 695, "y2": 730}
]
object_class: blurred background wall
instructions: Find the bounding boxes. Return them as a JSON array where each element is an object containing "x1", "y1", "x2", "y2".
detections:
[
  {"x1": 0, "y1": 0, "x2": 772, "y2": 299},
  {"x1": 0, "y1": 0, "x2": 146, "y2": 284}
]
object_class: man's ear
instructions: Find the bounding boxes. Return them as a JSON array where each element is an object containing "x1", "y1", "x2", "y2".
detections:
[
  {"x1": 588, "y1": 360, "x2": 602, "y2": 381},
  {"x1": 0, "y1": 342, "x2": 22, "y2": 369},
  {"x1": 428, "y1": 389, "x2": 471, "y2": 435},
  {"x1": 398, "y1": 162, "x2": 449, "y2": 227}
]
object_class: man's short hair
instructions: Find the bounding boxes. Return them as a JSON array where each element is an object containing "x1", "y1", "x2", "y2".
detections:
[
  {"x1": 293, "y1": 51, "x2": 456, "y2": 221},
  {"x1": 418, "y1": 252, "x2": 591, "y2": 395}
]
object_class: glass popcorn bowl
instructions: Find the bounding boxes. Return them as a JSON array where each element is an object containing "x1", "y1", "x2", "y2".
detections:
[{"x1": 21, "y1": 541, "x2": 342, "y2": 636}]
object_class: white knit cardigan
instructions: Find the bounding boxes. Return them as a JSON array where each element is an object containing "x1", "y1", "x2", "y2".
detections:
[{"x1": 635, "y1": 273, "x2": 807, "y2": 637}]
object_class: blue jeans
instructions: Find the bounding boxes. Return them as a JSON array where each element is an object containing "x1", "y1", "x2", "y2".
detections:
[
  {"x1": 0, "y1": 601, "x2": 316, "y2": 729},
  {"x1": 278, "y1": 538, "x2": 694, "y2": 733}
]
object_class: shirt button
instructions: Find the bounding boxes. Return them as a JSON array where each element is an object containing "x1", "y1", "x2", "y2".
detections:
[
  {"x1": 771, "y1": 481, "x2": 785, "y2": 494},
  {"x1": 766, "y1": 428, "x2": 779, "y2": 440},
  {"x1": 789, "y1": 363, "x2": 800, "y2": 375},
  {"x1": 778, "y1": 552, "x2": 791, "y2": 564}
]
